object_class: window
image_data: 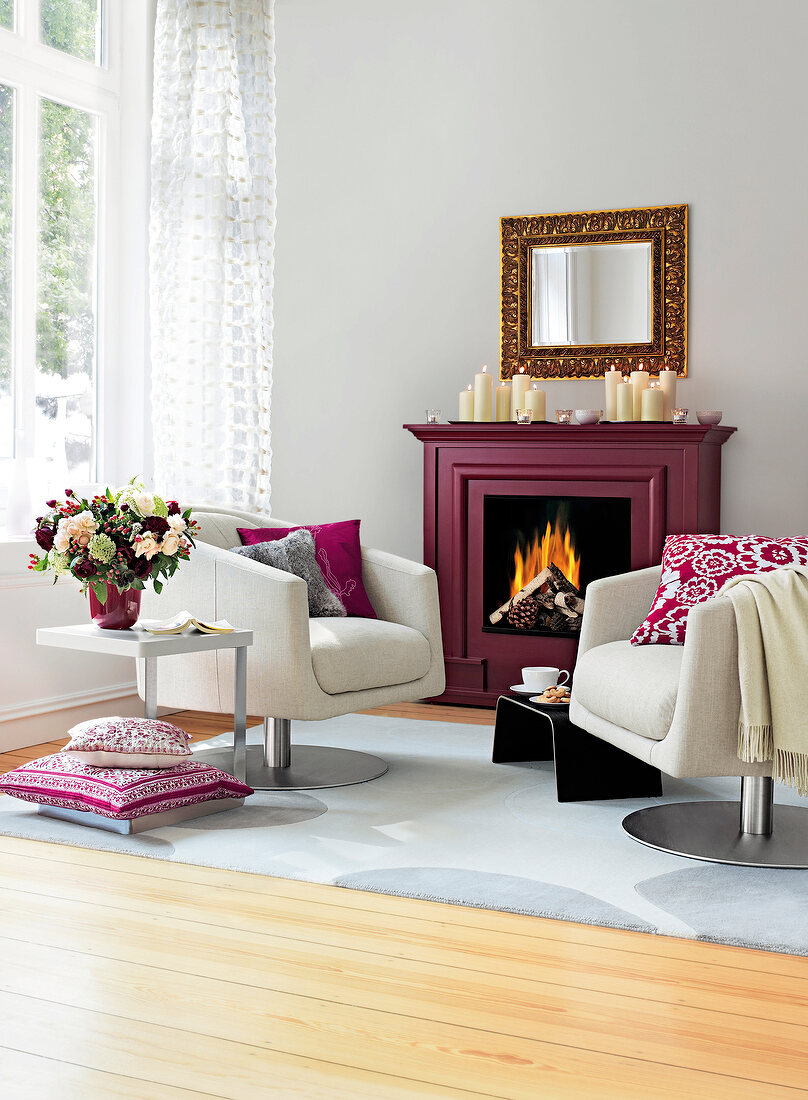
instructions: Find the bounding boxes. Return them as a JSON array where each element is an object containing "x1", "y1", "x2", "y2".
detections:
[
  {"x1": 40, "y1": 0, "x2": 102, "y2": 64},
  {"x1": 0, "y1": 0, "x2": 124, "y2": 527}
]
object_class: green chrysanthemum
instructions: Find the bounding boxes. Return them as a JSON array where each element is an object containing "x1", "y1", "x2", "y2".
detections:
[
  {"x1": 152, "y1": 495, "x2": 168, "y2": 518},
  {"x1": 88, "y1": 533, "x2": 116, "y2": 564},
  {"x1": 47, "y1": 549, "x2": 70, "y2": 576}
]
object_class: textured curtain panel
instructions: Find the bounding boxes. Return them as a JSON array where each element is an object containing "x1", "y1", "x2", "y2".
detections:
[{"x1": 150, "y1": 0, "x2": 275, "y2": 509}]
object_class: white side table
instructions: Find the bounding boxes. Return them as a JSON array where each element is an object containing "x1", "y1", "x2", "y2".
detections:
[{"x1": 36, "y1": 625, "x2": 253, "y2": 783}]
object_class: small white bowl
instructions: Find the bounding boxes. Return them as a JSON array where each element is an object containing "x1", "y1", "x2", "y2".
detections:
[
  {"x1": 575, "y1": 409, "x2": 602, "y2": 425},
  {"x1": 696, "y1": 411, "x2": 723, "y2": 426}
]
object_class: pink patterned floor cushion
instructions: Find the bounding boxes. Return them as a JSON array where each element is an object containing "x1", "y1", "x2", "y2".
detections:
[
  {"x1": 238, "y1": 519, "x2": 377, "y2": 618},
  {"x1": 66, "y1": 717, "x2": 192, "y2": 763},
  {"x1": 631, "y1": 533, "x2": 808, "y2": 646},
  {"x1": 0, "y1": 754, "x2": 253, "y2": 820}
]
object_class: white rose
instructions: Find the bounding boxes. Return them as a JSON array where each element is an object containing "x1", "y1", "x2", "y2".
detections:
[
  {"x1": 161, "y1": 532, "x2": 180, "y2": 556},
  {"x1": 167, "y1": 514, "x2": 186, "y2": 534},
  {"x1": 65, "y1": 511, "x2": 98, "y2": 544},
  {"x1": 134, "y1": 533, "x2": 160, "y2": 560},
  {"x1": 132, "y1": 492, "x2": 156, "y2": 518},
  {"x1": 53, "y1": 519, "x2": 71, "y2": 553}
]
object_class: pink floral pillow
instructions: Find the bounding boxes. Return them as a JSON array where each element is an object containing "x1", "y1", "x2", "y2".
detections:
[
  {"x1": 65, "y1": 716, "x2": 192, "y2": 769},
  {"x1": 631, "y1": 533, "x2": 808, "y2": 646},
  {"x1": 0, "y1": 754, "x2": 253, "y2": 820},
  {"x1": 238, "y1": 519, "x2": 377, "y2": 618}
]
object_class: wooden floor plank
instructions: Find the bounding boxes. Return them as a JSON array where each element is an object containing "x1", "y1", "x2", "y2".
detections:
[
  {"x1": 0, "y1": 993, "x2": 487, "y2": 1100},
  {"x1": 3, "y1": 884, "x2": 807, "y2": 1032},
  {"x1": 0, "y1": 1046, "x2": 220, "y2": 1100},
  {"x1": 2, "y1": 918, "x2": 808, "y2": 1091}
]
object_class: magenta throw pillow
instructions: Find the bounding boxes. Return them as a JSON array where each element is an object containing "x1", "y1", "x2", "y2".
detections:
[
  {"x1": 631, "y1": 533, "x2": 808, "y2": 646},
  {"x1": 0, "y1": 754, "x2": 253, "y2": 820},
  {"x1": 238, "y1": 520, "x2": 377, "y2": 618}
]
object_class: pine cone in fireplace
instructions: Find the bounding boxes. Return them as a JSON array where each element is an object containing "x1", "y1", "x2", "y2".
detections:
[{"x1": 508, "y1": 596, "x2": 539, "y2": 630}]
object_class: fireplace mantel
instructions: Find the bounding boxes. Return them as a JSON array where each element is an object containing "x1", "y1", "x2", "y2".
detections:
[{"x1": 405, "y1": 421, "x2": 737, "y2": 706}]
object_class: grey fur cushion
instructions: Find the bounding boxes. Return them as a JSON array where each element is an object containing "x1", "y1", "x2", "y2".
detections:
[{"x1": 229, "y1": 529, "x2": 346, "y2": 618}]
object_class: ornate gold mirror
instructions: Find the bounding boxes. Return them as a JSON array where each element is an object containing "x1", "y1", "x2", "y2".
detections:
[{"x1": 500, "y1": 204, "x2": 687, "y2": 379}]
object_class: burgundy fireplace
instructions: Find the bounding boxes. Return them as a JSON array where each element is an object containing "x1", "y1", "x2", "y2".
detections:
[{"x1": 405, "y1": 421, "x2": 736, "y2": 706}]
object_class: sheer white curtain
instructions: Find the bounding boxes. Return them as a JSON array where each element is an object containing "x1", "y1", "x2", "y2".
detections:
[{"x1": 150, "y1": 0, "x2": 275, "y2": 510}]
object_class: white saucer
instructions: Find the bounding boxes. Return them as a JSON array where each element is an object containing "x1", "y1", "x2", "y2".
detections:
[
  {"x1": 529, "y1": 696, "x2": 570, "y2": 707},
  {"x1": 511, "y1": 684, "x2": 540, "y2": 695}
]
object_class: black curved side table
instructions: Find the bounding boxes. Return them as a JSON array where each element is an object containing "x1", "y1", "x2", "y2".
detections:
[{"x1": 492, "y1": 693, "x2": 663, "y2": 803}]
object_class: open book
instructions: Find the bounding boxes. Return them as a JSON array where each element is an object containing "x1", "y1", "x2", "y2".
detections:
[{"x1": 140, "y1": 611, "x2": 234, "y2": 635}]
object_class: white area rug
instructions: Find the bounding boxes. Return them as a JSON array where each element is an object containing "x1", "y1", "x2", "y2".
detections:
[{"x1": 2, "y1": 713, "x2": 807, "y2": 954}]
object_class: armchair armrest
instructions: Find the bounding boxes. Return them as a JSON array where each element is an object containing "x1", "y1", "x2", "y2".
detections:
[
  {"x1": 138, "y1": 541, "x2": 316, "y2": 714},
  {"x1": 361, "y1": 546, "x2": 437, "y2": 629},
  {"x1": 577, "y1": 566, "x2": 661, "y2": 658},
  {"x1": 360, "y1": 546, "x2": 445, "y2": 696}
]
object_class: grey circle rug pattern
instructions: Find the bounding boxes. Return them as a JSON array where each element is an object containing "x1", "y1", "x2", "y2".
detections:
[
  {"x1": 333, "y1": 867, "x2": 656, "y2": 931},
  {"x1": 2, "y1": 713, "x2": 807, "y2": 954},
  {"x1": 635, "y1": 865, "x2": 808, "y2": 952}
]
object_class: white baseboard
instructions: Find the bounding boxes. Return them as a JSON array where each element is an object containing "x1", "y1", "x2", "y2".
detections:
[{"x1": 0, "y1": 684, "x2": 143, "y2": 753}]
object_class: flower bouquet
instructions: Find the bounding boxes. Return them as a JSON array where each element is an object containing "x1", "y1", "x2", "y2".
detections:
[{"x1": 28, "y1": 479, "x2": 199, "y2": 629}]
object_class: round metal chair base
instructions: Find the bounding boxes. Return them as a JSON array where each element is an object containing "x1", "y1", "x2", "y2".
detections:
[
  {"x1": 193, "y1": 744, "x2": 388, "y2": 791},
  {"x1": 623, "y1": 801, "x2": 808, "y2": 868}
]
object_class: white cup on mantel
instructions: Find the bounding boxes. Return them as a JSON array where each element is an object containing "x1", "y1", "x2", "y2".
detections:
[{"x1": 522, "y1": 666, "x2": 570, "y2": 692}]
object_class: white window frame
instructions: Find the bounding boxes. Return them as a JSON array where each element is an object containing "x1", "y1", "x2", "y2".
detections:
[{"x1": 0, "y1": 0, "x2": 149, "y2": 532}]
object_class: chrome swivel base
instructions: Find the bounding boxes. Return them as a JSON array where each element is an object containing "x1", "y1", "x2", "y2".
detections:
[
  {"x1": 193, "y1": 718, "x2": 388, "y2": 791},
  {"x1": 623, "y1": 777, "x2": 808, "y2": 868}
]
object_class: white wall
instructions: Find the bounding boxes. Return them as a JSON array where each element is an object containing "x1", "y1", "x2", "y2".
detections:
[
  {"x1": 0, "y1": 540, "x2": 141, "y2": 751},
  {"x1": 271, "y1": 0, "x2": 808, "y2": 562}
]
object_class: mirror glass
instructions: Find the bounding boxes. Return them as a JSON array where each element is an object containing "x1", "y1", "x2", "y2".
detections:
[{"x1": 530, "y1": 241, "x2": 652, "y2": 347}]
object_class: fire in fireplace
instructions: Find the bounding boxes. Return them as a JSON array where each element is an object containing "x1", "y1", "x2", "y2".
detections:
[{"x1": 483, "y1": 496, "x2": 631, "y2": 637}]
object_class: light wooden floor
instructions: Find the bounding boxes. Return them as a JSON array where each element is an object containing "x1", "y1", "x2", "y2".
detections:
[{"x1": 1, "y1": 705, "x2": 808, "y2": 1099}]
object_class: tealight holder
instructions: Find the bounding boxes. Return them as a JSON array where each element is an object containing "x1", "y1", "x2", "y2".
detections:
[
  {"x1": 672, "y1": 407, "x2": 689, "y2": 425},
  {"x1": 425, "y1": 409, "x2": 441, "y2": 424},
  {"x1": 556, "y1": 409, "x2": 573, "y2": 425},
  {"x1": 515, "y1": 408, "x2": 533, "y2": 425}
]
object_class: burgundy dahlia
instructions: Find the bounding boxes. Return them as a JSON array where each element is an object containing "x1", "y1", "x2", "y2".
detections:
[
  {"x1": 72, "y1": 558, "x2": 97, "y2": 579},
  {"x1": 133, "y1": 556, "x2": 152, "y2": 579},
  {"x1": 35, "y1": 525, "x2": 55, "y2": 552},
  {"x1": 166, "y1": 500, "x2": 181, "y2": 516},
  {"x1": 141, "y1": 515, "x2": 170, "y2": 537}
]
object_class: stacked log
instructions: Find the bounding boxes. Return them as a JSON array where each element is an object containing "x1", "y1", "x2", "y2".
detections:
[{"x1": 490, "y1": 562, "x2": 584, "y2": 632}]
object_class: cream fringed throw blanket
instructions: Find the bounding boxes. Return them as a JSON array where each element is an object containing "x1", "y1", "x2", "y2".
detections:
[{"x1": 720, "y1": 565, "x2": 808, "y2": 796}]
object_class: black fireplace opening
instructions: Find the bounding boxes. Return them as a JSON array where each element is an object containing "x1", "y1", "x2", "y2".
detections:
[{"x1": 483, "y1": 495, "x2": 632, "y2": 637}]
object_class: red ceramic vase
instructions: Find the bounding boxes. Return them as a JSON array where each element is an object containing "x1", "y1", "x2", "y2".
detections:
[{"x1": 88, "y1": 585, "x2": 142, "y2": 630}]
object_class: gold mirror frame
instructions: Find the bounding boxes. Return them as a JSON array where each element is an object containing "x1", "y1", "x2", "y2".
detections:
[{"x1": 500, "y1": 204, "x2": 687, "y2": 379}]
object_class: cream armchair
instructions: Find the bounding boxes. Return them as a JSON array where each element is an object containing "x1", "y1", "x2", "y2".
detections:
[
  {"x1": 569, "y1": 567, "x2": 808, "y2": 867},
  {"x1": 139, "y1": 507, "x2": 445, "y2": 790}
]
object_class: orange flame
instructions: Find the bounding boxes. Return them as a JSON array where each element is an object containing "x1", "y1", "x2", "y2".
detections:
[{"x1": 510, "y1": 515, "x2": 580, "y2": 597}]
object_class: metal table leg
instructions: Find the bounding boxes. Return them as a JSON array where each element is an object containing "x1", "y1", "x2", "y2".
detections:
[
  {"x1": 232, "y1": 645, "x2": 248, "y2": 784},
  {"x1": 143, "y1": 657, "x2": 158, "y2": 720}
]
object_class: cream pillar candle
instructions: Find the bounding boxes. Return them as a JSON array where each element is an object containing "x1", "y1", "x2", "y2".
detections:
[
  {"x1": 604, "y1": 366, "x2": 620, "y2": 421},
  {"x1": 629, "y1": 363, "x2": 650, "y2": 420},
  {"x1": 658, "y1": 369, "x2": 677, "y2": 422},
  {"x1": 495, "y1": 381, "x2": 511, "y2": 421},
  {"x1": 641, "y1": 381, "x2": 664, "y2": 421},
  {"x1": 458, "y1": 384, "x2": 474, "y2": 421},
  {"x1": 524, "y1": 384, "x2": 546, "y2": 422},
  {"x1": 473, "y1": 365, "x2": 493, "y2": 421},
  {"x1": 511, "y1": 368, "x2": 530, "y2": 420},
  {"x1": 616, "y1": 377, "x2": 634, "y2": 421}
]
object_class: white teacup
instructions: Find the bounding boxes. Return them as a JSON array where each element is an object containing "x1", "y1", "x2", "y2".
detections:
[{"x1": 522, "y1": 666, "x2": 570, "y2": 692}]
